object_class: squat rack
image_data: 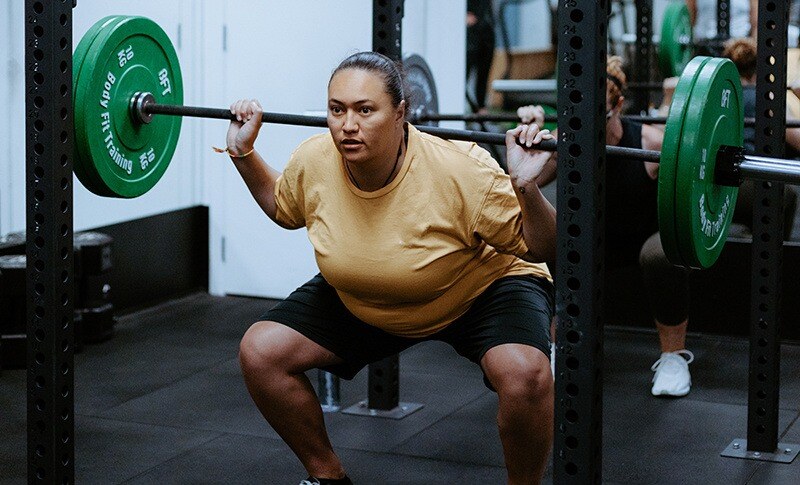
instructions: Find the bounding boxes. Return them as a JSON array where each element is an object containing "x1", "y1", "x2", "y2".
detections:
[{"x1": 23, "y1": 1, "x2": 796, "y2": 483}]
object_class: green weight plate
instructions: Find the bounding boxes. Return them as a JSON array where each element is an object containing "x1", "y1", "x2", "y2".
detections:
[
  {"x1": 74, "y1": 16, "x2": 183, "y2": 198},
  {"x1": 73, "y1": 16, "x2": 123, "y2": 197},
  {"x1": 659, "y1": 2, "x2": 693, "y2": 78},
  {"x1": 658, "y1": 56, "x2": 710, "y2": 267},
  {"x1": 404, "y1": 54, "x2": 439, "y2": 127},
  {"x1": 674, "y1": 58, "x2": 742, "y2": 269},
  {"x1": 74, "y1": 15, "x2": 154, "y2": 197}
]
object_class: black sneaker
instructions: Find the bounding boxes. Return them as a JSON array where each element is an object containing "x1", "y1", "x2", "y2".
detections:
[{"x1": 299, "y1": 476, "x2": 353, "y2": 485}]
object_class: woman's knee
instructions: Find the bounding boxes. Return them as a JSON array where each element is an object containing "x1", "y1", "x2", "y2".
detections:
[
  {"x1": 639, "y1": 232, "x2": 669, "y2": 270},
  {"x1": 486, "y1": 347, "x2": 553, "y2": 401},
  {"x1": 239, "y1": 320, "x2": 289, "y2": 373}
]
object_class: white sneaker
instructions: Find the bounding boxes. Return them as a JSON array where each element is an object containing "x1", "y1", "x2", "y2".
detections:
[
  {"x1": 650, "y1": 350, "x2": 694, "y2": 397},
  {"x1": 550, "y1": 343, "x2": 556, "y2": 377}
]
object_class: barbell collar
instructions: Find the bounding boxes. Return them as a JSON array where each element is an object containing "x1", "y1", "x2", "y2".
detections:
[
  {"x1": 714, "y1": 145, "x2": 745, "y2": 186},
  {"x1": 130, "y1": 91, "x2": 156, "y2": 124}
]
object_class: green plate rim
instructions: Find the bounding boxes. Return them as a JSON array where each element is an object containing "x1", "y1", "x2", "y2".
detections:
[
  {"x1": 658, "y1": 2, "x2": 679, "y2": 77},
  {"x1": 674, "y1": 58, "x2": 742, "y2": 268},
  {"x1": 75, "y1": 16, "x2": 135, "y2": 197},
  {"x1": 658, "y1": 56, "x2": 710, "y2": 267},
  {"x1": 672, "y1": 5, "x2": 693, "y2": 76},
  {"x1": 73, "y1": 15, "x2": 123, "y2": 196},
  {"x1": 659, "y1": 2, "x2": 692, "y2": 78}
]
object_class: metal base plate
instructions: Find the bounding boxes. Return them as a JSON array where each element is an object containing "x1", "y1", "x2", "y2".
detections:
[
  {"x1": 341, "y1": 401, "x2": 424, "y2": 420},
  {"x1": 721, "y1": 439, "x2": 800, "y2": 463}
]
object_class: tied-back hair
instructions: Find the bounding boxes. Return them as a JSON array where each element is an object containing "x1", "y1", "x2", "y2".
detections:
[
  {"x1": 330, "y1": 51, "x2": 406, "y2": 108},
  {"x1": 722, "y1": 38, "x2": 757, "y2": 80},
  {"x1": 606, "y1": 55, "x2": 628, "y2": 107}
]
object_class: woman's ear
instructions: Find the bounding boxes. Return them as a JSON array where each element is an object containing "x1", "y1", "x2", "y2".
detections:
[{"x1": 397, "y1": 99, "x2": 406, "y2": 122}]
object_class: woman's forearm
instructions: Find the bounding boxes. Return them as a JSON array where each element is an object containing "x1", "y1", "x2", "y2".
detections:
[
  {"x1": 513, "y1": 179, "x2": 557, "y2": 265},
  {"x1": 230, "y1": 150, "x2": 282, "y2": 221}
]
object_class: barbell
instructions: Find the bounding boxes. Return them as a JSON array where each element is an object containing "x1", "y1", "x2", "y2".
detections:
[
  {"x1": 72, "y1": 16, "x2": 800, "y2": 270},
  {"x1": 412, "y1": 111, "x2": 800, "y2": 129}
]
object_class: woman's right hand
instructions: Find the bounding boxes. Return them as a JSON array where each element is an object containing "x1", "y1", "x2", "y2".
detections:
[{"x1": 227, "y1": 99, "x2": 264, "y2": 156}]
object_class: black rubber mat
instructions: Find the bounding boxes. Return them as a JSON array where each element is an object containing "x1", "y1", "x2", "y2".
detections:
[{"x1": 1, "y1": 292, "x2": 799, "y2": 484}]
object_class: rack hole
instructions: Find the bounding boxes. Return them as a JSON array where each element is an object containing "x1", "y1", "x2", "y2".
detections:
[{"x1": 566, "y1": 356, "x2": 579, "y2": 370}]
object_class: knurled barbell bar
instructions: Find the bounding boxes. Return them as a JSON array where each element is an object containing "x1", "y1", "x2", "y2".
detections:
[
  {"x1": 411, "y1": 111, "x2": 800, "y2": 128},
  {"x1": 72, "y1": 16, "x2": 800, "y2": 271},
  {"x1": 127, "y1": 91, "x2": 659, "y2": 164}
]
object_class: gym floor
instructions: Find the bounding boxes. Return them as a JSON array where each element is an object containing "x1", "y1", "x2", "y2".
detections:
[{"x1": 1, "y1": 292, "x2": 799, "y2": 484}]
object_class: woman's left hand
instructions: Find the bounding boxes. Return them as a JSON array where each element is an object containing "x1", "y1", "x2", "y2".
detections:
[
  {"x1": 505, "y1": 123, "x2": 554, "y2": 188},
  {"x1": 516, "y1": 105, "x2": 545, "y2": 126}
]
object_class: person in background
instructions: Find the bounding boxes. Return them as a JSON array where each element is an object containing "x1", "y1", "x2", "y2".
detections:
[
  {"x1": 638, "y1": 37, "x2": 798, "y2": 398},
  {"x1": 519, "y1": 57, "x2": 691, "y2": 397},
  {"x1": 467, "y1": 0, "x2": 496, "y2": 113}
]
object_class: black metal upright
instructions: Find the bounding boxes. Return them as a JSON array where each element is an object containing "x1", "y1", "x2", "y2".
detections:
[
  {"x1": 373, "y1": 0, "x2": 403, "y2": 59},
  {"x1": 25, "y1": 0, "x2": 75, "y2": 483},
  {"x1": 365, "y1": 0, "x2": 404, "y2": 414},
  {"x1": 632, "y1": 0, "x2": 653, "y2": 114},
  {"x1": 723, "y1": 0, "x2": 798, "y2": 464},
  {"x1": 553, "y1": 1, "x2": 607, "y2": 483},
  {"x1": 749, "y1": 0, "x2": 787, "y2": 453},
  {"x1": 717, "y1": 0, "x2": 731, "y2": 39}
]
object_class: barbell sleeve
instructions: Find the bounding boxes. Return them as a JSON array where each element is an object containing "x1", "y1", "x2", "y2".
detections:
[{"x1": 740, "y1": 155, "x2": 800, "y2": 185}]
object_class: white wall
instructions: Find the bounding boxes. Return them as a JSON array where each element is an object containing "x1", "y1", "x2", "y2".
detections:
[
  {"x1": 404, "y1": 0, "x2": 467, "y2": 131},
  {"x1": 515, "y1": 1, "x2": 554, "y2": 51},
  {"x1": 212, "y1": 1, "x2": 373, "y2": 298},
  {"x1": 0, "y1": 1, "x2": 25, "y2": 236},
  {"x1": 0, "y1": 1, "x2": 467, "y2": 298}
]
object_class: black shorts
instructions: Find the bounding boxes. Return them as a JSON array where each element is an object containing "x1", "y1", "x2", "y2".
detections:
[{"x1": 260, "y1": 273, "x2": 554, "y2": 389}]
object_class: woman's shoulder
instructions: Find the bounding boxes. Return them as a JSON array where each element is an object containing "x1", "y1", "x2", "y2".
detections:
[
  {"x1": 281, "y1": 132, "x2": 337, "y2": 180},
  {"x1": 291, "y1": 132, "x2": 336, "y2": 157},
  {"x1": 412, "y1": 126, "x2": 504, "y2": 174}
]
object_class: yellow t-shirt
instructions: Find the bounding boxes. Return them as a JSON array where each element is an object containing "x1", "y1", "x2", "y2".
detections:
[{"x1": 273, "y1": 124, "x2": 551, "y2": 337}]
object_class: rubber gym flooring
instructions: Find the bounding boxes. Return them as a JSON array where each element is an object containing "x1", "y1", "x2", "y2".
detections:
[{"x1": 1, "y1": 292, "x2": 799, "y2": 484}]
